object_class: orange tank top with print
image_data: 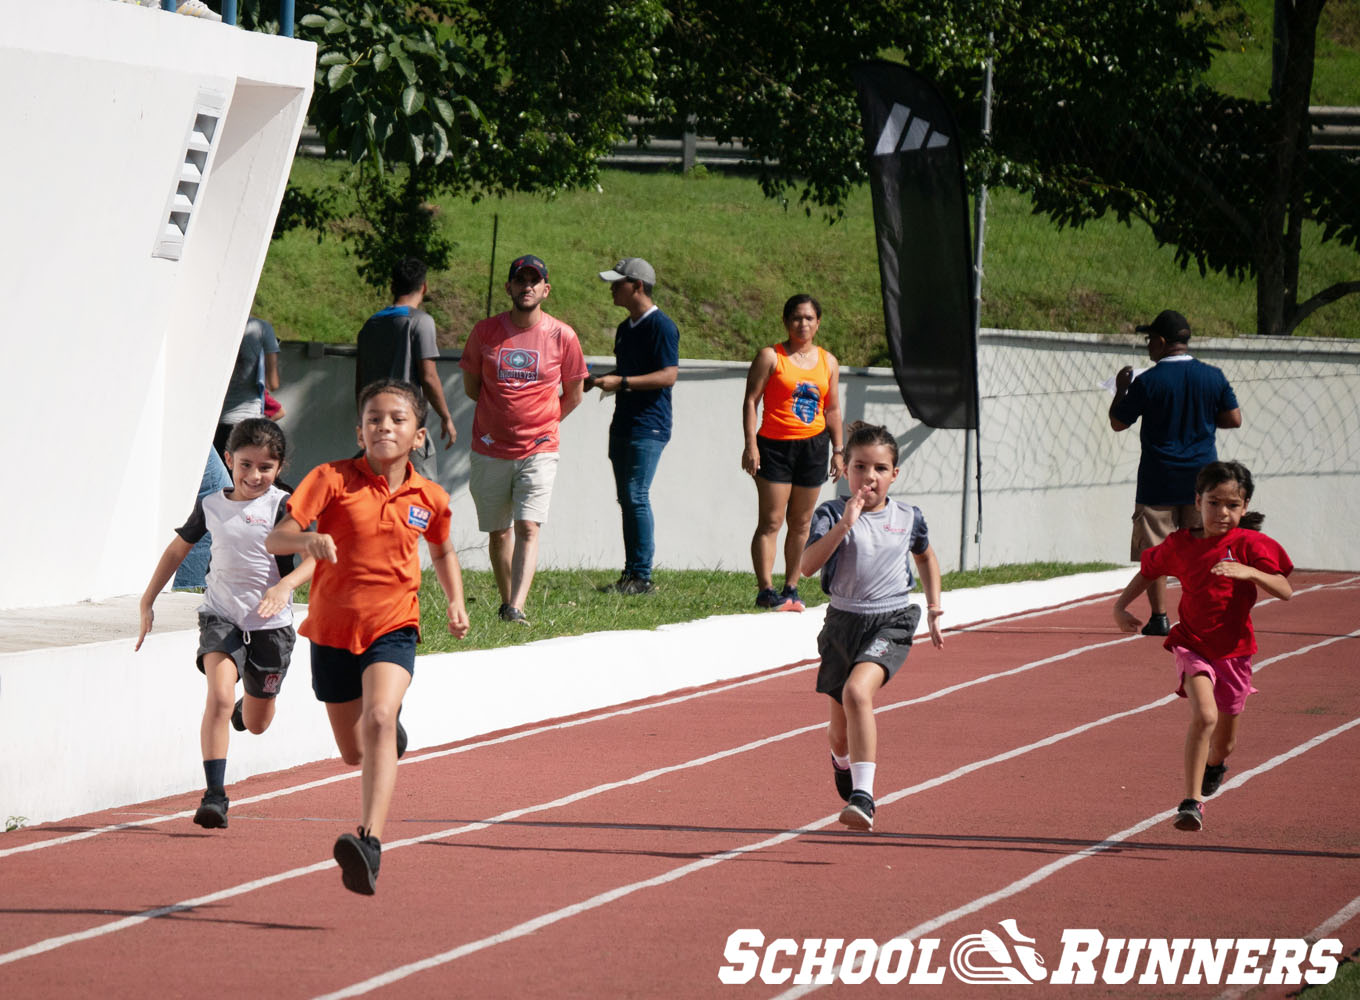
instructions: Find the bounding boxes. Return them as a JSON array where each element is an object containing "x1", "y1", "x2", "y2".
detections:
[{"x1": 758, "y1": 344, "x2": 830, "y2": 441}]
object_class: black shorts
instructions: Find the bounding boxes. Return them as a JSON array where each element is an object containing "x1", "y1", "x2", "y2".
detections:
[
  {"x1": 196, "y1": 613, "x2": 296, "y2": 698},
  {"x1": 309, "y1": 627, "x2": 418, "y2": 704},
  {"x1": 756, "y1": 431, "x2": 830, "y2": 488},
  {"x1": 815, "y1": 604, "x2": 922, "y2": 703}
]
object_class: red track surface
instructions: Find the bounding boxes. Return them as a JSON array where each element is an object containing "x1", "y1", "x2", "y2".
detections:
[{"x1": 3, "y1": 572, "x2": 1358, "y2": 999}]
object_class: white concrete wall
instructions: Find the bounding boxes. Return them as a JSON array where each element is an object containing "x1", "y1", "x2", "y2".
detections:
[
  {"x1": 0, "y1": 0, "x2": 314, "y2": 608},
  {"x1": 270, "y1": 332, "x2": 1360, "y2": 577}
]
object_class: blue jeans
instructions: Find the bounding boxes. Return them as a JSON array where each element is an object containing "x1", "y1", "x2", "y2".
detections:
[{"x1": 608, "y1": 433, "x2": 667, "y2": 580}]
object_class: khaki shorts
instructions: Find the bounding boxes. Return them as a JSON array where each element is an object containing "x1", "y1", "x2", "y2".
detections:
[
  {"x1": 1130, "y1": 503, "x2": 1201, "y2": 560},
  {"x1": 469, "y1": 450, "x2": 559, "y2": 532}
]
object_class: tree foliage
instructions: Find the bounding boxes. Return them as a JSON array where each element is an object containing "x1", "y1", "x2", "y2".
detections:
[{"x1": 268, "y1": 0, "x2": 1357, "y2": 329}]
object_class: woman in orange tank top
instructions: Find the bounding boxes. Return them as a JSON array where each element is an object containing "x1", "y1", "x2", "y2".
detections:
[{"x1": 741, "y1": 294, "x2": 844, "y2": 610}]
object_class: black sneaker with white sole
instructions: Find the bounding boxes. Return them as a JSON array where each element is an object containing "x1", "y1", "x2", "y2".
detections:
[
  {"x1": 831, "y1": 758, "x2": 853, "y2": 803},
  {"x1": 334, "y1": 827, "x2": 382, "y2": 895},
  {"x1": 231, "y1": 697, "x2": 246, "y2": 732},
  {"x1": 1173, "y1": 798, "x2": 1203, "y2": 831},
  {"x1": 193, "y1": 790, "x2": 229, "y2": 829},
  {"x1": 1201, "y1": 762, "x2": 1228, "y2": 797},
  {"x1": 839, "y1": 790, "x2": 876, "y2": 831}
]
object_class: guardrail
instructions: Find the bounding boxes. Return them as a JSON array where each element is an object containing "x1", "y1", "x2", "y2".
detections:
[
  {"x1": 157, "y1": 0, "x2": 295, "y2": 36},
  {"x1": 297, "y1": 107, "x2": 1359, "y2": 166}
]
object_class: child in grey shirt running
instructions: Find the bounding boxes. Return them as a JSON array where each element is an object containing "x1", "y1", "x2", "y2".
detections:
[{"x1": 800, "y1": 421, "x2": 944, "y2": 831}]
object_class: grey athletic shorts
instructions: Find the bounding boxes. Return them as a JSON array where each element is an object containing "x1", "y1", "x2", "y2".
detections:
[
  {"x1": 196, "y1": 612, "x2": 295, "y2": 699},
  {"x1": 815, "y1": 604, "x2": 921, "y2": 703}
]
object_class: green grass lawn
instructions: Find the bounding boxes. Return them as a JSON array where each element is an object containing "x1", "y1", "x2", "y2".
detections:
[
  {"x1": 257, "y1": 162, "x2": 1360, "y2": 363},
  {"x1": 392, "y1": 561, "x2": 1121, "y2": 653}
]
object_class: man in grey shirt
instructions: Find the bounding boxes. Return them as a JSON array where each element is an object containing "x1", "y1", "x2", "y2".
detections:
[
  {"x1": 355, "y1": 257, "x2": 457, "y2": 477},
  {"x1": 215, "y1": 316, "x2": 279, "y2": 460}
]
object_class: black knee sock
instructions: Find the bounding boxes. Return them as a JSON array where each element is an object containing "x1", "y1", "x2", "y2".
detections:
[{"x1": 204, "y1": 758, "x2": 227, "y2": 793}]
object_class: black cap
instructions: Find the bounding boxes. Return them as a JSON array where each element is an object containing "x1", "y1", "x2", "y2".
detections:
[
  {"x1": 1135, "y1": 309, "x2": 1191, "y2": 342},
  {"x1": 508, "y1": 254, "x2": 548, "y2": 282}
]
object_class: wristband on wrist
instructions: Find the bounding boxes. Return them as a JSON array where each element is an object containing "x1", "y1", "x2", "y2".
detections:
[{"x1": 620, "y1": 375, "x2": 630, "y2": 392}]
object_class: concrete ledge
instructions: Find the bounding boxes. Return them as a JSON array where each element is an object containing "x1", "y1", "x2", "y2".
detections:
[{"x1": 0, "y1": 570, "x2": 1131, "y2": 826}]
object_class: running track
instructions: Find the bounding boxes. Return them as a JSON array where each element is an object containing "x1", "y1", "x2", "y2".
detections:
[{"x1": 2, "y1": 572, "x2": 1357, "y2": 998}]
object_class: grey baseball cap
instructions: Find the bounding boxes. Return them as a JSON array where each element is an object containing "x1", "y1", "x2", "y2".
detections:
[{"x1": 599, "y1": 257, "x2": 656, "y2": 285}]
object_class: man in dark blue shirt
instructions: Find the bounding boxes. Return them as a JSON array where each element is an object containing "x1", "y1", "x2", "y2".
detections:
[
  {"x1": 1109, "y1": 309, "x2": 1242, "y2": 634},
  {"x1": 590, "y1": 258, "x2": 681, "y2": 594}
]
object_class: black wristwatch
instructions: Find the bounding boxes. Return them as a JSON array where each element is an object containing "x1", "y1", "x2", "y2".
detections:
[{"x1": 620, "y1": 375, "x2": 630, "y2": 392}]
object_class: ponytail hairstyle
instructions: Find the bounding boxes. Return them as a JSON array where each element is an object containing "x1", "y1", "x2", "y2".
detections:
[
  {"x1": 844, "y1": 421, "x2": 899, "y2": 467},
  {"x1": 1196, "y1": 460, "x2": 1264, "y2": 530},
  {"x1": 225, "y1": 417, "x2": 287, "y2": 465}
]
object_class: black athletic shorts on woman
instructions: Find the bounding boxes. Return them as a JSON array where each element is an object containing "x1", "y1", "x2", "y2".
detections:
[{"x1": 756, "y1": 431, "x2": 830, "y2": 488}]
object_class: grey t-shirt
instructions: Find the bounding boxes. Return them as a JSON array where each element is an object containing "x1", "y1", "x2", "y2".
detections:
[
  {"x1": 355, "y1": 305, "x2": 438, "y2": 398},
  {"x1": 808, "y1": 497, "x2": 930, "y2": 614},
  {"x1": 220, "y1": 317, "x2": 279, "y2": 424}
]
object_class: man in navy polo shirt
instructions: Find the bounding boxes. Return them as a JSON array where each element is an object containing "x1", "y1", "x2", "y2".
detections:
[
  {"x1": 590, "y1": 257, "x2": 680, "y2": 594},
  {"x1": 1109, "y1": 309, "x2": 1242, "y2": 635}
]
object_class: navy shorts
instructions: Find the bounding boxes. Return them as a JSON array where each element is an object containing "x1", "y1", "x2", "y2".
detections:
[
  {"x1": 196, "y1": 613, "x2": 295, "y2": 699},
  {"x1": 756, "y1": 431, "x2": 830, "y2": 488},
  {"x1": 815, "y1": 604, "x2": 921, "y2": 703},
  {"x1": 309, "y1": 627, "x2": 418, "y2": 704}
]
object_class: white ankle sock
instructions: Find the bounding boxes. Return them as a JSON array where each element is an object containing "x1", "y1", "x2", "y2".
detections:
[
  {"x1": 850, "y1": 762, "x2": 876, "y2": 796},
  {"x1": 831, "y1": 751, "x2": 851, "y2": 770}
]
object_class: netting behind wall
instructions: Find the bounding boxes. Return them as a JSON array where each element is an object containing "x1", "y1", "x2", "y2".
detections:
[{"x1": 973, "y1": 330, "x2": 1360, "y2": 496}]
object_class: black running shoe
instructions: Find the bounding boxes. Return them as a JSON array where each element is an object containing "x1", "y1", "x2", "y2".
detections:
[
  {"x1": 231, "y1": 697, "x2": 246, "y2": 733},
  {"x1": 1201, "y1": 762, "x2": 1228, "y2": 797},
  {"x1": 780, "y1": 586, "x2": 806, "y2": 612},
  {"x1": 1173, "y1": 798, "x2": 1203, "y2": 831},
  {"x1": 193, "y1": 790, "x2": 229, "y2": 829},
  {"x1": 755, "y1": 588, "x2": 791, "y2": 611},
  {"x1": 334, "y1": 827, "x2": 382, "y2": 895},
  {"x1": 839, "y1": 790, "x2": 876, "y2": 831},
  {"x1": 618, "y1": 576, "x2": 655, "y2": 595},
  {"x1": 396, "y1": 709, "x2": 408, "y2": 760},
  {"x1": 1141, "y1": 613, "x2": 1171, "y2": 636},
  {"x1": 499, "y1": 605, "x2": 530, "y2": 625},
  {"x1": 831, "y1": 758, "x2": 853, "y2": 802}
]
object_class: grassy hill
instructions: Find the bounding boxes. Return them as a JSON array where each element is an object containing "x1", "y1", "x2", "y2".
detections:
[{"x1": 253, "y1": 4, "x2": 1359, "y2": 365}]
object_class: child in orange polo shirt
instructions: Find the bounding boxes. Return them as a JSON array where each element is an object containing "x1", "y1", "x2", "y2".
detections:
[{"x1": 267, "y1": 379, "x2": 470, "y2": 894}]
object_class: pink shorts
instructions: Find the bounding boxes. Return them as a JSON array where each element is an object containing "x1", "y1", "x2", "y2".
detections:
[{"x1": 1173, "y1": 646, "x2": 1257, "y2": 715}]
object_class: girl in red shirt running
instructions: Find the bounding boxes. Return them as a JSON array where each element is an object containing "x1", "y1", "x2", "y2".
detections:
[{"x1": 1113, "y1": 461, "x2": 1293, "y2": 832}]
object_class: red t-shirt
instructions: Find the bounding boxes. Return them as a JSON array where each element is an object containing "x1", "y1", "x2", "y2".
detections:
[
  {"x1": 1140, "y1": 526, "x2": 1294, "y2": 660},
  {"x1": 459, "y1": 311, "x2": 589, "y2": 459},
  {"x1": 287, "y1": 458, "x2": 451, "y2": 653}
]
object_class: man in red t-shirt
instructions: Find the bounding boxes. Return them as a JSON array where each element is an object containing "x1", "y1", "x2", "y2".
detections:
[{"x1": 460, "y1": 254, "x2": 588, "y2": 625}]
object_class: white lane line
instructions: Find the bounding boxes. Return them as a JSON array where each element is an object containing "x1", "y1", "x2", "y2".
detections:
[
  {"x1": 317, "y1": 649, "x2": 1360, "y2": 1000},
  {"x1": 0, "y1": 629, "x2": 1150, "y2": 966},
  {"x1": 0, "y1": 661, "x2": 814, "y2": 859},
  {"x1": 2, "y1": 620, "x2": 1351, "y2": 976},
  {"x1": 0, "y1": 582, "x2": 1158, "y2": 861}
]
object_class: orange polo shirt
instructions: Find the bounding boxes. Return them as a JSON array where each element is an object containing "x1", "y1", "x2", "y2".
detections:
[{"x1": 287, "y1": 458, "x2": 451, "y2": 653}]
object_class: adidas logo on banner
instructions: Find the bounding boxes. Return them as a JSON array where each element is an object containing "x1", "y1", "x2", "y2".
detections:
[{"x1": 874, "y1": 103, "x2": 950, "y2": 155}]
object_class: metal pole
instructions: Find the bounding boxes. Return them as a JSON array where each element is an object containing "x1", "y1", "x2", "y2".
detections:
[
  {"x1": 486, "y1": 213, "x2": 500, "y2": 318},
  {"x1": 961, "y1": 35, "x2": 995, "y2": 572},
  {"x1": 279, "y1": 0, "x2": 294, "y2": 37},
  {"x1": 222, "y1": 0, "x2": 237, "y2": 25}
]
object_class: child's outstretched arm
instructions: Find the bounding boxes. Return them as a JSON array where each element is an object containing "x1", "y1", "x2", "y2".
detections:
[
  {"x1": 1211, "y1": 561, "x2": 1293, "y2": 601},
  {"x1": 1112, "y1": 571, "x2": 1151, "y2": 632},
  {"x1": 427, "y1": 538, "x2": 469, "y2": 638},
  {"x1": 135, "y1": 536, "x2": 194, "y2": 650},
  {"x1": 913, "y1": 544, "x2": 945, "y2": 648},
  {"x1": 265, "y1": 518, "x2": 338, "y2": 563},
  {"x1": 256, "y1": 555, "x2": 317, "y2": 619}
]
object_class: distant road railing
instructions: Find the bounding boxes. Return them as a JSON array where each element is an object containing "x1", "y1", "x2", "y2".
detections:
[{"x1": 297, "y1": 107, "x2": 1358, "y2": 167}]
